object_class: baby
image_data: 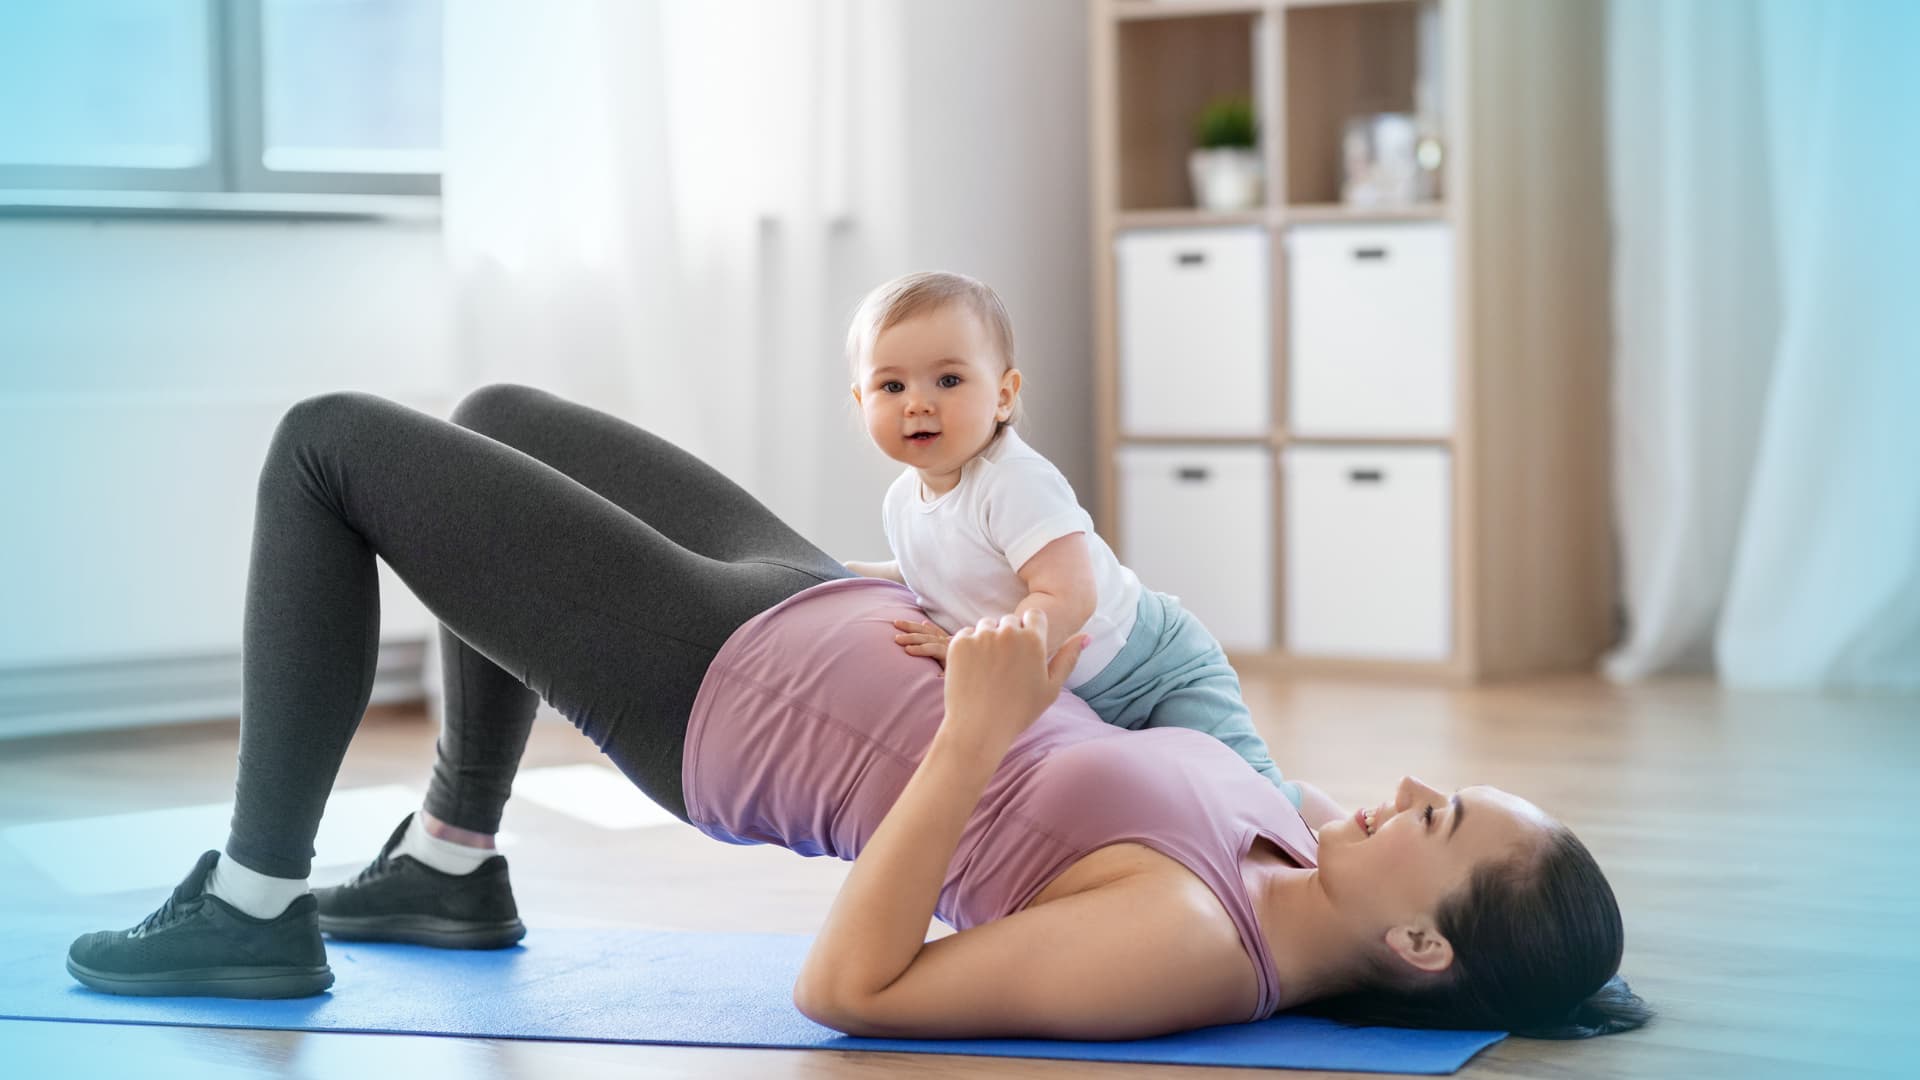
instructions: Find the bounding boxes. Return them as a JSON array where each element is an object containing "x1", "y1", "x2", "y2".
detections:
[{"x1": 840, "y1": 270, "x2": 1345, "y2": 827}]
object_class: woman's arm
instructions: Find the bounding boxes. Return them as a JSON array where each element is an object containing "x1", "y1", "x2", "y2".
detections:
[
  {"x1": 843, "y1": 558, "x2": 905, "y2": 584},
  {"x1": 794, "y1": 611, "x2": 1088, "y2": 1019},
  {"x1": 798, "y1": 864, "x2": 1254, "y2": 1040},
  {"x1": 795, "y1": 720, "x2": 1004, "y2": 1008},
  {"x1": 794, "y1": 610, "x2": 1250, "y2": 1038}
]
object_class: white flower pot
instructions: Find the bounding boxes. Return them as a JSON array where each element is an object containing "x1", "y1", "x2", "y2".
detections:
[{"x1": 1188, "y1": 147, "x2": 1264, "y2": 212}]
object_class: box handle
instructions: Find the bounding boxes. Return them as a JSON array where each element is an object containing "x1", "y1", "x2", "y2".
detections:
[
  {"x1": 1348, "y1": 468, "x2": 1385, "y2": 484},
  {"x1": 1352, "y1": 247, "x2": 1389, "y2": 261},
  {"x1": 1175, "y1": 251, "x2": 1208, "y2": 267},
  {"x1": 1176, "y1": 466, "x2": 1211, "y2": 483}
]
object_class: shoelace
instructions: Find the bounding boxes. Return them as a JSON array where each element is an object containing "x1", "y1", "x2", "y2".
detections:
[
  {"x1": 132, "y1": 888, "x2": 193, "y2": 935},
  {"x1": 343, "y1": 848, "x2": 395, "y2": 890}
]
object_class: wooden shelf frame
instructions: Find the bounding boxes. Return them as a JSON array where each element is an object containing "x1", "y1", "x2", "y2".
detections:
[
  {"x1": 1113, "y1": 0, "x2": 1269, "y2": 21},
  {"x1": 1114, "y1": 202, "x2": 1447, "y2": 230},
  {"x1": 1113, "y1": 0, "x2": 1418, "y2": 22},
  {"x1": 1089, "y1": 0, "x2": 1612, "y2": 682}
]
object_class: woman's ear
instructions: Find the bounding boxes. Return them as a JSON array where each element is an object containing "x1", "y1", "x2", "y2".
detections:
[
  {"x1": 1384, "y1": 924, "x2": 1455, "y2": 975},
  {"x1": 850, "y1": 383, "x2": 863, "y2": 406}
]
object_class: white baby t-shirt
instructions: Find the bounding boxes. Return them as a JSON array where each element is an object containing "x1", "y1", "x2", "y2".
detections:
[{"x1": 882, "y1": 427, "x2": 1141, "y2": 689}]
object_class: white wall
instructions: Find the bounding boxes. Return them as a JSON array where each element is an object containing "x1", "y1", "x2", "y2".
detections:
[
  {"x1": 783, "y1": 0, "x2": 1092, "y2": 566},
  {"x1": 902, "y1": 1, "x2": 1093, "y2": 499},
  {"x1": 691, "y1": 2, "x2": 1090, "y2": 572}
]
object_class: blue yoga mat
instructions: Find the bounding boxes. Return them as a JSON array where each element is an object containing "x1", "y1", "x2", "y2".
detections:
[{"x1": 0, "y1": 923, "x2": 1503, "y2": 1074}]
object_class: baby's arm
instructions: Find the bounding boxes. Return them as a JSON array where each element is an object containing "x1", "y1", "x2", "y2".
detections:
[
  {"x1": 895, "y1": 535, "x2": 1095, "y2": 668},
  {"x1": 843, "y1": 559, "x2": 906, "y2": 584},
  {"x1": 1013, "y1": 533, "x2": 1098, "y2": 661}
]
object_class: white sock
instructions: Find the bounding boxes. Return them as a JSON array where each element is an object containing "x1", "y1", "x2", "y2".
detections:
[
  {"x1": 395, "y1": 810, "x2": 495, "y2": 876},
  {"x1": 207, "y1": 854, "x2": 309, "y2": 920}
]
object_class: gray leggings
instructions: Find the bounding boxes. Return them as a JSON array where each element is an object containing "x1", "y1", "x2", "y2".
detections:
[{"x1": 226, "y1": 384, "x2": 852, "y2": 879}]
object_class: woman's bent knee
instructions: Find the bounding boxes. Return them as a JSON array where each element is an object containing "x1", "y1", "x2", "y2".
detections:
[
  {"x1": 450, "y1": 382, "x2": 546, "y2": 430},
  {"x1": 259, "y1": 392, "x2": 391, "y2": 502},
  {"x1": 275, "y1": 390, "x2": 387, "y2": 445}
]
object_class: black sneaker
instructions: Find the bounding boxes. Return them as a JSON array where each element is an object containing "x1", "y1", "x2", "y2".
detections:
[
  {"x1": 66, "y1": 850, "x2": 333, "y2": 998},
  {"x1": 311, "y1": 813, "x2": 526, "y2": 949}
]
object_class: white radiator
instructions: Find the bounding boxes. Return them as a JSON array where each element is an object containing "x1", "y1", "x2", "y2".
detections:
[{"x1": 0, "y1": 390, "x2": 449, "y2": 738}]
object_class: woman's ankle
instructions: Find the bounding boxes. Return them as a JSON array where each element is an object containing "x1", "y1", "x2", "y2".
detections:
[{"x1": 419, "y1": 808, "x2": 497, "y2": 850}]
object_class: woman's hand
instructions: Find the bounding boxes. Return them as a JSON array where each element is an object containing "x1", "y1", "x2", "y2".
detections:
[
  {"x1": 892, "y1": 619, "x2": 951, "y2": 667},
  {"x1": 940, "y1": 611, "x2": 1088, "y2": 750}
]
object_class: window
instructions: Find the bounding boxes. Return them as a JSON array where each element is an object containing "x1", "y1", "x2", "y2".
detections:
[{"x1": 0, "y1": 0, "x2": 442, "y2": 205}]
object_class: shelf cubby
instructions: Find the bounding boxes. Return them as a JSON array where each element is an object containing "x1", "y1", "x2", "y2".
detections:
[
  {"x1": 1116, "y1": 11, "x2": 1265, "y2": 212},
  {"x1": 1283, "y1": 0, "x2": 1432, "y2": 206}
]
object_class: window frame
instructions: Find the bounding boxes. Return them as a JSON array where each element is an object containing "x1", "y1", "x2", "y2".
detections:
[{"x1": 0, "y1": 0, "x2": 440, "y2": 210}]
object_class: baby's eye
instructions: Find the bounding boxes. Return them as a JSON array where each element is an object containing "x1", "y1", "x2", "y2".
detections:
[
  {"x1": 1422, "y1": 804, "x2": 1435, "y2": 827},
  {"x1": 881, "y1": 381, "x2": 904, "y2": 393},
  {"x1": 937, "y1": 374, "x2": 963, "y2": 389}
]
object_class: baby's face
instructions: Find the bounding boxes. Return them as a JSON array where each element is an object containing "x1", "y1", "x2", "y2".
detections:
[{"x1": 853, "y1": 304, "x2": 1019, "y2": 476}]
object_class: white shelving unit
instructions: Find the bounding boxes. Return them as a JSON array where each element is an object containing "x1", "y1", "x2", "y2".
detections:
[{"x1": 1089, "y1": 0, "x2": 1612, "y2": 681}]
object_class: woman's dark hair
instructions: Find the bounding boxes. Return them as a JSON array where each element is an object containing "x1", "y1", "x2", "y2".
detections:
[{"x1": 1298, "y1": 827, "x2": 1655, "y2": 1039}]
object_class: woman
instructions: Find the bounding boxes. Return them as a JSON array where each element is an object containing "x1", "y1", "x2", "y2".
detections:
[{"x1": 66, "y1": 385, "x2": 1650, "y2": 1041}]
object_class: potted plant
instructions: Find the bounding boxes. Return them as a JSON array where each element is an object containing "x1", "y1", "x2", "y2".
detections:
[{"x1": 1188, "y1": 94, "x2": 1262, "y2": 212}]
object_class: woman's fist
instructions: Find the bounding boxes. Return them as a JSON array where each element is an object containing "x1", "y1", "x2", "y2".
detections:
[{"x1": 940, "y1": 611, "x2": 1089, "y2": 749}]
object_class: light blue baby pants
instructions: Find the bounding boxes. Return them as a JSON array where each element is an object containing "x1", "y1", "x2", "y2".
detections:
[{"x1": 1071, "y1": 588, "x2": 1301, "y2": 808}]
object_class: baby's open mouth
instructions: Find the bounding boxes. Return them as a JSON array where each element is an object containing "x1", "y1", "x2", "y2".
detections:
[{"x1": 907, "y1": 432, "x2": 940, "y2": 442}]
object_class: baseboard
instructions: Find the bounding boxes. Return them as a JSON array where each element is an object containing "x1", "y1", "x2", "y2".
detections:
[{"x1": 0, "y1": 638, "x2": 428, "y2": 741}]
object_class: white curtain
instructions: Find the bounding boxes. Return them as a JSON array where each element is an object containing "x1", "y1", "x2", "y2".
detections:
[
  {"x1": 440, "y1": 2, "x2": 680, "y2": 440},
  {"x1": 432, "y1": 1, "x2": 913, "y2": 714},
  {"x1": 1604, "y1": 0, "x2": 1920, "y2": 690},
  {"x1": 439, "y1": 0, "x2": 908, "y2": 516}
]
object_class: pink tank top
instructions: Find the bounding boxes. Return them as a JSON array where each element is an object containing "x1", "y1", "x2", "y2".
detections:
[{"x1": 681, "y1": 578, "x2": 1319, "y2": 1021}]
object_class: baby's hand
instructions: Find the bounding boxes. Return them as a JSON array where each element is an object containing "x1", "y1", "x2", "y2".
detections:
[{"x1": 892, "y1": 619, "x2": 951, "y2": 668}]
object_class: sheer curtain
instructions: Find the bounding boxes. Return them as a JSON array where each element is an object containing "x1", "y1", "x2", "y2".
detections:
[
  {"x1": 432, "y1": 1, "x2": 912, "y2": 711},
  {"x1": 439, "y1": 0, "x2": 907, "y2": 504},
  {"x1": 1604, "y1": 0, "x2": 1920, "y2": 690}
]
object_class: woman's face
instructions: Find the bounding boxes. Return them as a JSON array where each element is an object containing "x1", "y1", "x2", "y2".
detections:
[{"x1": 1316, "y1": 776, "x2": 1553, "y2": 971}]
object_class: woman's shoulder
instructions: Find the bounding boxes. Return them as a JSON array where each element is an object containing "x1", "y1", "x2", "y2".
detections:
[
  {"x1": 1034, "y1": 852, "x2": 1261, "y2": 1024},
  {"x1": 856, "y1": 848, "x2": 1259, "y2": 1040},
  {"x1": 1031, "y1": 845, "x2": 1249, "y2": 960}
]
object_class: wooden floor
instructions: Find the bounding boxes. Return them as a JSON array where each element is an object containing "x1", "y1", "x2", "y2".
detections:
[{"x1": 2, "y1": 673, "x2": 1914, "y2": 1079}]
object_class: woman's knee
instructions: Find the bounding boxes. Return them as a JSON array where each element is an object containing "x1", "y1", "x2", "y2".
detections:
[
  {"x1": 450, "y1": 382, "x2": 548, "y2": 433},
  {"x1": 260, "y1": 392, "x2": 396, "y2": 497},
  {"x1": 274, "y1": 390, "x2": 388, "y2": 447}
]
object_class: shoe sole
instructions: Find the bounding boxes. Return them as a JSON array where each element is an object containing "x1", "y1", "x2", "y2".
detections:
[
  {"x1": 319, "y1": 913, "x2": 526, "y2": 949},
  {"x1": 66, "y1": 956, "x2": 333, "y2": 998}
]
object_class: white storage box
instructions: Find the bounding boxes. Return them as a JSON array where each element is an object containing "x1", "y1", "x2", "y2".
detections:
[
  {"x1": 1286, "y1": 222, "x2": 1454, "y2": 437},
  {"x1": 1282, "y1": 445, "x2": 1451, "y2": 660},
  {"x1": 1118, "y1": 445, "x2": 1272, "y2": 652},
  {"x1": 1117, "y1": 227, "x2": 1271, "y2": 436}
]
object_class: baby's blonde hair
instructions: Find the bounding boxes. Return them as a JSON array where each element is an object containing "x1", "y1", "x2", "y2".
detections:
[{"x1": 845, "y1": 270, "x2": 1022, "y2": 430}]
